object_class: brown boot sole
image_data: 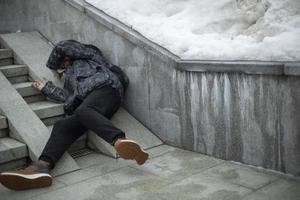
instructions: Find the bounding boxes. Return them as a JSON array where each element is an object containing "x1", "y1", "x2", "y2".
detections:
[
  {"x1": 115, "y1": 140, "x2": 149, "y2": 165},
  {"x1": 0, "y1": 172, "x2": 52, "y2": 190}
]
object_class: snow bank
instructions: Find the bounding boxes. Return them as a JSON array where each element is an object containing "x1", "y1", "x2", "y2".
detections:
[{"x1": 86, "y1": 0, "x2": 300, "y2": 61}]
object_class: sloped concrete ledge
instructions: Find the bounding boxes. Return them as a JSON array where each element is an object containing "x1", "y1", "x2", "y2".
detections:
[
  {"x1": 177, "y1": 60, "x2": 285, "y2": 75},
  {"x1": 284, "y1": 63, "x2": 300, "y2": 76}
]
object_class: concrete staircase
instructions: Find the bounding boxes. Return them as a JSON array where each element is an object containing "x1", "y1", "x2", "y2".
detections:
[
  {"x1": 0, "y1": 31, "x2": 163, "y2": 173},
  {"x1": 0, "y1": 48, "x2": 80, "y2": 176},
  {"x1": 0, "y1": 50, "x2": 28, "y2": 171}
]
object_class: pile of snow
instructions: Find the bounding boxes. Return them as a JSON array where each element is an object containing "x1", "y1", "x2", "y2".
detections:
[{"x1": 86, "y1": 0, "x2": 300, "y2": 61}]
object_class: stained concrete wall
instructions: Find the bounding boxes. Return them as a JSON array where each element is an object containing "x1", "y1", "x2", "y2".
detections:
[{"x1": 0, "y1": 0, "x2": 299, "y2": 176}]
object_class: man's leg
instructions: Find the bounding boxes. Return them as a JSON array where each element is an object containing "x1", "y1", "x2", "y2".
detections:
[
  {"x1": 74, "y1": 85, "x2": 125, "y2": 145},
  {"x1": 0, "y1": 115, "x2": 87, "y2": 190},
  {"x1": 74, "y1": 85, "x2": 148, "y2": 165},
  {"x1": 39, "y1": 115, "x2": 88, "y2": 168}
]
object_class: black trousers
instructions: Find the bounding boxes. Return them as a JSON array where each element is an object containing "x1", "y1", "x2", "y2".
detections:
[{"x1": 39, "y1": 85, "x2": 126, "y2": 169}]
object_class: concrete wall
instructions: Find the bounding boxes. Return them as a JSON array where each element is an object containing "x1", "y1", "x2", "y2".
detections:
[{"x1": 1, "y1": 0, "x2": 299, "y2": 176}]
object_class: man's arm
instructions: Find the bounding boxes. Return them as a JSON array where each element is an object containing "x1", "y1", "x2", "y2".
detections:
[{"x1": 40, "y1": 81, "x2": 68, "y2": 103}]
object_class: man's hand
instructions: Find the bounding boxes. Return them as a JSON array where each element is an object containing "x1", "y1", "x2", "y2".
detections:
[{"x1": 32, "y1": 77, "x2": 48, "y2": 91}]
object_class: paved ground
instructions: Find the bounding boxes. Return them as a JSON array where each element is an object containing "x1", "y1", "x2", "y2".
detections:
[{"x1": 1, "y1": 145, "x2": 299, "y2": 200}]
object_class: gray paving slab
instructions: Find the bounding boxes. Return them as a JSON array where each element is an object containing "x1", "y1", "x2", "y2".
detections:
[
  {"x1": 198, "y1": 162, "x2": 278, "y2": 190},
  {"x1": 139, "y1": 171, "x2": 252, "y2": 200},
  {"x1": 56, "y1": 145, "x2": 176, "y2": 185},
  {"x1": 7, "y1": 75, "x2": 28, "y2": 84},
  {"x1": 242, "y1": 179, "x2": 300, "y2": 200},
  {"x1": 0, "y1": 179, "x2": 65, "y2": 200},
  {"x1": 32, "y1": 166, "x2": 171, "y2": 200},
  {"x1": 56, "y1": 153, "x2": 133, "y2": 185},
  {"x1": 131, "y1": 147, "x2": 224, "y2": 182}
]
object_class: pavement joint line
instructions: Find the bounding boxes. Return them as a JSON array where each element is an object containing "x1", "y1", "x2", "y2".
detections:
[
  {"x1": 129, "y1": 150, "x2": 226, "y2": 180},
  {"x1": 229, "y1": 161, "x2": 300, "y2": 182},
  {"x1": 239, "y1": 178, "x2": 283, "y2": 200},
  {"x1": 144, "y1": 143, "x2": 165, "y2": 151},
  {"x1": 249, "y1": 177, "x2": 281, "y2": 193},
  {"x1": 28, "y1": 181, "x2": 69, "y2": 200},
  {"x1": 55, "y1": 161, "x2": 133, "y2": 186}
]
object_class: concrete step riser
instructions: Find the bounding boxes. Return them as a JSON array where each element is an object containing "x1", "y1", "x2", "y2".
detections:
[
  {"x1": 42, "y1": 115, "x2": 64, "y2": 126},
  {"x1": 29, "y1": 101, "x2": 64, "y2": 119},
  {"x1": 0, "y1": 158, "x2": 27, "y2": 172},
  {"x1": 7, "y1": 75, "x2": 28, "y2": 84},
  {"x1": 0, "y1": 115, "x2": 8, "y2": 130},
  {"x1": 0, "y1": 137, "x2": 28, "y2": 164},
  {"x1": 0, "y1": 49, "x2": 13, "y2": 59},
  {"x1": 0, "y1": 129, "x2": 8, "y2": 138},
  {"x1": 13, "y1": 82, "x2": 40, "y2": 97},
  {"x1": 0, "y1": 65, "x2": 28, "y2": 78},
  {"x1": 68, "y1": 139, "x2": 87, "y2": 153},
  {"x1": 24, "y1": 94, "x2": 46, "y2": 104},
  {"x1": 0, "y1": 58, "x2": 13, "y2": 67}
]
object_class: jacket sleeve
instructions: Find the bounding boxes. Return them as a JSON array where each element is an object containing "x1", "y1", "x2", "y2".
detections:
[
  {"x1": 63, "y1": 94, "x2": 83, "y2": 115},
  {"x1": 46, "y1": 40, "x2": 109, "y2": 69},
  {"x1": 41, "y1": 81, "x2": 68, "y2": 103}
]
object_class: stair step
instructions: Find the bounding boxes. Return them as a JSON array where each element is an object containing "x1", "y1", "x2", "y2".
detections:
[
  {"x1": 13, "y1": 81, "x2": 41, "y2": 97},
  {"x1": 0, "y1": 137, "x2": 28, "y2": 164},
  {"x1": 29, "y1": 101, "x2": 64, "y2": 119},
  {"x1": 0, "y1": 49, "x2": 13, "y2": 66},
  {"x1": 47, "y1": 125, "x2": 88, "y2": 153},
  {"x1": 0, "y1": 115, "x2": 8, "y2": 138},
  {"x1": 42, "y1": 115, "x2": 64, "y2": 126},
  {"x1": 0, "y1": 115, "x2": 8, "y2": 130},
  {"x1": 7, "y1": 75, "x2": 28, "y2": 84},
  {"x1": 0, "y1": 65, "x2": 28, "y2": 78},
  {"x1": 0, "y1": 129, "x2": 8, "y2": 138},
  {"x1": 24, "y1": 94, "x2": 46, "y2": 104},
  {"x1": 0, "y1": 58, "x2": 13, "y2": 67},
  {"x1": 0, "y1": 49, "x2": 13, "y2": 60}
]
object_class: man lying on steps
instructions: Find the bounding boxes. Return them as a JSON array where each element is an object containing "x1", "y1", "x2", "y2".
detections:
[{"x1": 0, "y1": 40, "x2": 149, "y2": 191}]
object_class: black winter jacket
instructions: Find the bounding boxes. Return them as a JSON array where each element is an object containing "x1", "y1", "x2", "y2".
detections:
[{"x1": 41, "y1": 40, "x2": 124, "y2": 114}]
